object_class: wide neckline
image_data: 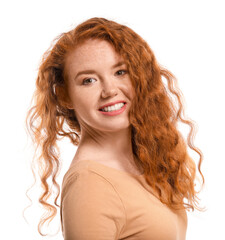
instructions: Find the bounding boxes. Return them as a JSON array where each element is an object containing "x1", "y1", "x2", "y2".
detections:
[{"x1": 68, "y1": 159, "x2": 145, "y2": 178}]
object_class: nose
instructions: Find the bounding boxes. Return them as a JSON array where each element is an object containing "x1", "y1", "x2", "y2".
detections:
[{"x1": 101, "y1": 80, "x2": 118, "y2": 98}]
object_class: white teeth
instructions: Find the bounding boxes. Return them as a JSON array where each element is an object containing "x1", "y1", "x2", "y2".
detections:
[{"x1": 101, "y1": 103, "x2": 125, "y2": 112}]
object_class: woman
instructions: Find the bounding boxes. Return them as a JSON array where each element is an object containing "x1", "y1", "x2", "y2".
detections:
[{"x1": 26, "y1": 17, "x2": 205, "y2": 239}]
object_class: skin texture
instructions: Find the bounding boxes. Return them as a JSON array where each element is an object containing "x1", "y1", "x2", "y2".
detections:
[{"x1": 65, "y1": 39, "x2": 142, "y2": 174}]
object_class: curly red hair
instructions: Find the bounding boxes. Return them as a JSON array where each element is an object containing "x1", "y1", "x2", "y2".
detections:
[{"x1": 25, "y1": 17, "x2": 205, "y2": 236}]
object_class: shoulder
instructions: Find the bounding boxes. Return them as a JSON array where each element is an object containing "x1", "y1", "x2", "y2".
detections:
[
  {"x1": 61, "y1": 161, "x2": 126, "y2": 218},
  {"x1": 60, "y1": 161, "x2": 126, "y2": 239},
  {"x1": 61, "y1": 161, "x2": 120, "y2": 203},
  {"x1": 62, "y1": 160, "x2": 118, "y2": 197}
]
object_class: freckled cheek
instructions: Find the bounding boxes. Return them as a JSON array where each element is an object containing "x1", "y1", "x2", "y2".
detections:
[
  {"x1": 125, "y1": 82, "x2": 136, "y2": 100},
  {"x1": 70, "y1": 102, "x2": 88, "y2": 119},
  {"x1": 72, "y1": 98, "x2": 89, "y2": 111},
  {"x1": 74, "y1": 93, "x2": 97, "y2": 111}
]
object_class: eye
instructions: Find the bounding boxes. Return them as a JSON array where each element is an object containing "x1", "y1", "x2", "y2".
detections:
[
  {"x1": 82, "y1": 78, "x2": 96, "y2": 85},
  {"x1": 116, "y1": 70, "x2": 127, "y2": 76}
]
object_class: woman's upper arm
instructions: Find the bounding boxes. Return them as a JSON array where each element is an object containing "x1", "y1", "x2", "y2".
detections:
[{"x1": 61, "y1": 170, "x2": 126, "y2": 240}]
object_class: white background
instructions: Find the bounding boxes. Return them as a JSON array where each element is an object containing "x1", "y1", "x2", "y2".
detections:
[{"x1": 0, "y1": 0, "x2": 224, "y2": 239}]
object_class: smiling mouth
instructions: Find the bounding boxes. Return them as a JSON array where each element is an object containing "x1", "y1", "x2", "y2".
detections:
[
  {"x1": 99, "y1": 102, "x2": 126, "y2": 112},
  {"x1": 98, "y1": 102, "x2": 127, "y2": 116}
]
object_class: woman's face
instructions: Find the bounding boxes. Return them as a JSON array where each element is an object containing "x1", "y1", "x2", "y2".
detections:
[{"x1": 65, "y1": 39, "x2": 135, "y2": 133}]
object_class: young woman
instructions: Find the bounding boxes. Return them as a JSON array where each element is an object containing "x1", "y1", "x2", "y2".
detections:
[{"x1": 26, "y1": 17, "x2": 205, "y2": 239}]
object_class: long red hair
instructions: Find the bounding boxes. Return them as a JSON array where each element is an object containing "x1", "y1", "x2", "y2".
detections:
[{"x1": 25, "y1": 17, "x2": 205, "y2": 236}]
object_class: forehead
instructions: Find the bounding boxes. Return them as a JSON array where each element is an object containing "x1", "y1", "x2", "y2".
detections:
[
  {"x1": 74, "y1": 38, "x2": 118, "y2": 54},
  {"x1": 66, "y1": 39, "x2": 124, "y2": 69}
]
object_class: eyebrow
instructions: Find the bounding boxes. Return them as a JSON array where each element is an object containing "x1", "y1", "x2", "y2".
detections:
[{"x1": 74, "y1": 61, "x2": 126, "y2": 80}]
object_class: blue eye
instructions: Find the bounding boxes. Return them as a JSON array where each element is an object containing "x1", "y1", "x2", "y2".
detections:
[{"x1": 82, "y1": 78, "x2": 96, "y2": 85}]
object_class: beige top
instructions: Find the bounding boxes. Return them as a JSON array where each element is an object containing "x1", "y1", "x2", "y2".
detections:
[{"x1": 60, "y1": 160, "x2": 187, "y2": 240}]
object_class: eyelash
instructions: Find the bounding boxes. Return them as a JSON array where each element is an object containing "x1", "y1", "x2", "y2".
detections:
[{"x1": 82, "y1": 69, "x2": 127, "y2": 85}]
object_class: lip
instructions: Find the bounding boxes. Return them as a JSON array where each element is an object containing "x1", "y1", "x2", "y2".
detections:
[
  {"x1": 99, "y1": 102, "x2": 127, "y2": 116},
  {"x1": 98, "y1": 100, "x2": 127, "y2": 110}
]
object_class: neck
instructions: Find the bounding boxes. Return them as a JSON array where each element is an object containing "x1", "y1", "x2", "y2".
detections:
[{"x1": 74, "y1": 125, "x2": 138, "y2": 168}]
